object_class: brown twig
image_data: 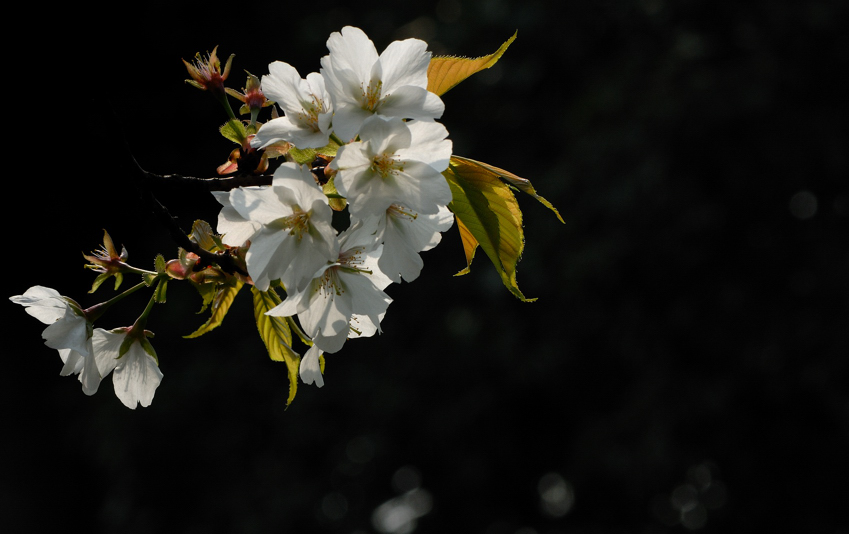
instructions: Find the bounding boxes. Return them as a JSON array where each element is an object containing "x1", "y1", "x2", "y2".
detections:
[{"x1": 127, "y1": 154, "x2": 253, "y2": 276}]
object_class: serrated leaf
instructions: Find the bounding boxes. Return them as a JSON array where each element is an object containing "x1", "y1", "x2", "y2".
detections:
[
  {"x1": 154, "y1": 278, "x2": 168, "y2": 303},
  {"x1": 251, "y1": 287, "x2": 300, "y2": 407},
  {"x1": 154, "y1": 254, "x2": 167, "y2": 273},
  {"x1": 444, "y1": 155, "x2": 536, "y2": 302},
  {"x1": 427, "y1": 31, "x2": 517, "y2": 96},
  {"x1": 288, "y1": 140, "x2": 340, "y2": 166},
  {"x1": 191, "y1": 280, "x2": 218, "y2": 314},
  {"x1": 143, "y1": 272, "x2": 158, "y2": 287},
  {"x1": 220, "y1": 118, "x2": 247, "y2": 145},
  {"x1": 450, "y1": 155, "x2": 563, "y2": 223},
  {"x1": 453, "y1": 217, "x2": 479, "y2": 276},
  {"x1": 189, "y1": 220, "x2": 223, "y2": 252},
  {"x1": 185, "y1": 278, "x2": 243, "y2": 338}
]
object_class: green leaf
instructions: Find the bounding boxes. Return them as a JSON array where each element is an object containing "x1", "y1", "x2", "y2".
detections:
[
  {"x1": 154, "y1": 254, "x2": 167, "y2": 273},
  {"x1": 288, "y1": 140, "x2": 340, "y2": 166},
  {"x1": 444, "y1": 156, "x2": 536, "y2": 302},
  {"x1": 323, "y1": 175, "x2": 347, "y2": 211},
  {"x1": 154, "y1": 278, "x2": 168, "y2": 303},
  {"x1": 220, "y1": 118, "x2": 247, "y2": 145},
  {"x1": 185, "y1": 278, "x2": 243, "y2": 338},
  {"x1": 142, "y1": 272, "x2": 158, "y2": 287},
  {"x1": 427, "y1": 31, "x2": 517, "y2": 96},
  {"x1": 189, "y1": 219, "x2": 224, "y2": 252},
  {"x1": 251, "y1": 287, "x2": 300, "y2": 407}
]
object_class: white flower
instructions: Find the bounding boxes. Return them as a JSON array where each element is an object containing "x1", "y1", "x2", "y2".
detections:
[
  {"x1": 251, "y1": 61, "x2": 333, "y2": 150},
  {"x1": 330, "y1": 116, "x2": 452, "y2": 219},
  {"x1": 11, "y1": 285, "x2": 90, "y2": 355},
  {"x1": 299, "y1": 344, "x2": 324, "y2": 388},
  {"x1": 10, "y1": 286, "x2": 105, "y2": 394},
  {"x1": 267, "y1": 219, "x2": 392, "y2": 353},
  {"x1": 320, "y1": 26, "x2": 445, "y2": 141},
  {"x1": 92, "y1": 328, "x2": 163, "y2": 409},
  {"x1": 372, "y1": 203, "x2": 455, "y2": 284},
  {"x1": 214, "y1": 162, "x2": 338, "y2": 292}
]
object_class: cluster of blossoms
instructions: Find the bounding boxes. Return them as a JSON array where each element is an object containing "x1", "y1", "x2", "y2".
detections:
[
  {"x1": 10, "y1": 26, "x2": 457, "y2": 406},
  {"x1": 11, "y1": 26, "x2": 554, "y2": 409},
  {"x1": 217, "y1": 26, "x2": 456, "y2": 386},
  {"x1": 11, "y1": 285, "x2": 162, "y2": 409}
]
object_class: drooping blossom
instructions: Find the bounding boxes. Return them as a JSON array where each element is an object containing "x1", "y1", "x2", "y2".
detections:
[
  {"x1": 92, "y1": 328, "x2": 163, "y2": 409},
  {"x1": 10, "y1": 286, "x2": 103, "y2": 394}
]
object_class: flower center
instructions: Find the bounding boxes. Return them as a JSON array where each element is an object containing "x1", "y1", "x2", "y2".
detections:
[
  {"x1": 316, "y1": 267, "x2": 344, "y2": 298},
  {"x1": 361, "y1": 80, "x2": 383, "y2": 112},
  {"x1": 371, "y1": 153, "x2": 403, "y2": 178},
  {"x1": 387, "y1": 203, "x2": 418, "y2": 221},
  {"x1": 298, "y1": 94, "x2": 328, "y2": 131},
  {"x1": 277, "y1": 207, "x2": 310, "y2": 239}
]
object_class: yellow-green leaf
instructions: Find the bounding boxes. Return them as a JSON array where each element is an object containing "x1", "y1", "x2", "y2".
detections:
[
  {"x1": 444, "y1": 155, "x2": 536, "y2": 302},
  {"x1": 453, "y1": 216, "x2": 479, "y2": 276},
  {"x1": 220, "y1": 118, "x2": 247, "y2": 145},
  {"x1": 450, "y1": 155, "x2": 564, "y2": 223},
  {"x1": 427, "y1": 31, "x2": 517, "y2": 96},
  {"x1": 189, "y1": 219, "x2": 224, "y2": 252},
  {"x1": 288, "y1": 139, "x2": 340, "y2": 166},
  {"x1": 251, "y1": 287, "x2": 300, "y2": 407},
  {"x1": 184, "y1": 278, "x2": 243, "y2": 338}
]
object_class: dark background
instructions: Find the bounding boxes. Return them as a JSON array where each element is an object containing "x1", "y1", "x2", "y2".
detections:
[{"x1": 3, "y1": 1, "x2": 847, "y2": 533}]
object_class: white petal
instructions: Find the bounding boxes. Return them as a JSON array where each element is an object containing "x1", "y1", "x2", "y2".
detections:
[
  {"x1": 42, "y1": 308, "x2": 89, "y2": 355},
  {"x1": 229, "y1": 185, "x2": 291, "y2": 225},
  {"x1": 299, "y1": 345, "x2": 324, "y2": 387},
  {"x1": 91, "y1": 328, "x2": 123, "y2": 377},
  {"x1": 11, "y1": 286, "x2": 67, "y2": 324},
  {"x1": 327, "y1": 104, "x2": 374, "y2": 142},
  {"x1": 377, "y1": 38, "x2": 431, "y2": 92},
  {"x1": 397, "y1": 120, "x2": 453, "y2": 171},
  {"x1": 325, "y1": 26, "x2": 378, "y2": 90},
  {"x1": 112, "y1": 343, "x2": 163, "y2": 409},
  {"x1": 58, "y1": 348, "x2": 86, "y2": 376},
  {"x1": 262, "y1": 61, "x2": 308, "y2": 114},
  {"x1": 378, "y1": 85, "x2": 445, "y2": 122},
  {"x1": 78, "y1": 344, "x2": 103, "y2": 396}
]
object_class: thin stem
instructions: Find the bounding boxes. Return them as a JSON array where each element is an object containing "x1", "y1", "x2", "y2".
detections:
[
  {"x1": 330, "y1": 132, "x2": 346, "y2": 146},
  {"x1": 84, "y1": 281, "x2": 148, "y2": 323}
]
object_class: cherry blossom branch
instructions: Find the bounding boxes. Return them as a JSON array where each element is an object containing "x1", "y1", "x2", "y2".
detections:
[
  {"x1": 140, "y1": 170, "x2": 273, "y2": 192},
  {"x1": 127, "y1": 154, "x2": 249, "y2": 276}
]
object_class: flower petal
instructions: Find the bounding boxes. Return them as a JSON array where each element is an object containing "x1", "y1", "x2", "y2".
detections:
[
  {"x1": 299, "y1": 345, "x2": 324, "y2": 387},
  {"x1": 112, "y1": 342, "x2": 163, "y2": 409}
]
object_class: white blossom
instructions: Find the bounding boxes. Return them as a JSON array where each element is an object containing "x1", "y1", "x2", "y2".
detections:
[
  {"x1": 11, "y1": 285, "x2": 89, "y2": 355},
  {"x1": 267, "y1": 219, "x2": 392, "y2": 353},
  {"x1": 214, "y1": 162, "x2": 338, "y2": 292},
  {"x1": 10, "y1": 286, "x2": 103, "y2": 394},
  {"x1": 92, "y1": 328, "x2": 163, "y2": 409},
  {"x1": 372, "y1": 203, "x2": 455, "y2": 283},
  {"x1": 252, "y1": 61, "x2": 333, "y2": 150},
  {"x1": 331, "y1": 116, "x2": 452, "y2": 219},
  {"x1": 320, "y1": 26, "x2": 444, "y2": 141}
]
